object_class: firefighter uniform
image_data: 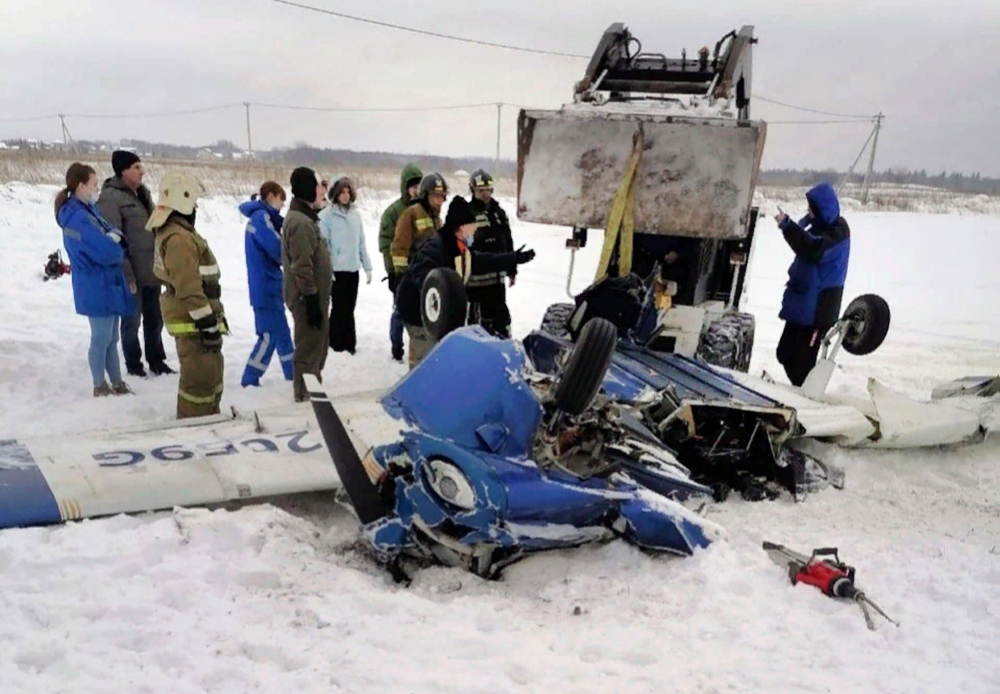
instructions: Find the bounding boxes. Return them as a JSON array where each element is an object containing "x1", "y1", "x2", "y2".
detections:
[
  {"x1": 390, "y1": 174, "x2": 447, "y2": 272},
  {"x1": 467, "y1": 170, "x2": 515, "y2": 338},
  {"x1": 147, "y1": 171, "x2": 227, "y2": 418}
]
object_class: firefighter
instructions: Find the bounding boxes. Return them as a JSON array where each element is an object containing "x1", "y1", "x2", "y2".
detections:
[
  {"x1": 390, "y1": 173, "x2": 447, "y2": 274},
  {"x1": 146, "y1": 171, "x2": 226, "y2": 418},
  {"x1": 466, "y1": 169, "x2": 515, "y2": 337},
  {"x1": 396, "y1": 196, "x2": 535, "y2": 367}
]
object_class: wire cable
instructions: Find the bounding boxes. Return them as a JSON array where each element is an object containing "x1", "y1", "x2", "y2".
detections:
[
  {"x1": 268, "y1": 0, "x2": 589, "y2": 58},
  {"x1": 755, "y1": 95, "x2": 873, "y2": 120},
  {"x1": 251, "y1": 101, "x2": 501, "y2": 113},
  {"x1": 63, "y1": 104, "x2": 243, "y2": 120}
]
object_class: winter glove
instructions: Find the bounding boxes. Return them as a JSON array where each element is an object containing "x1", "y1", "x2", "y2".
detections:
[
  {"x1": 387, "y1": 272, "x2": 400, "y2": 295},
  {"x1": 365, "y1": 269, "x2": 372, "y2": 285},
  {"x1": 304, "y1": 293, "x2": 323, "y2": 329},
  {"x1": 514, "y1": 245, "x2": 536, "y2": 265},
  {"x1": 194, "y1": 314, "x2": 223, "y2": 352}
]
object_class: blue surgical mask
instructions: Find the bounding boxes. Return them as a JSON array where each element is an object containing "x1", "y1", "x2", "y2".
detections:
[{"x1": 463, "y1": 233, "x2": 475, "y2": 247}]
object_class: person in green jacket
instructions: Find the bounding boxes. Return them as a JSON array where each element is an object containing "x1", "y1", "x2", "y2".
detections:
[{"x1": 378, "y1": 163, "x2": 422, "y2": 362}]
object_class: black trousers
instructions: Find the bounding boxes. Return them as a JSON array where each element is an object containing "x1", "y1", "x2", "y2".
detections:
[
  {"x1": 329, "y1": 271, "x2": 360, "y2": 353},
  {"x1": 467, "y1": 282, "x2": 511, "y2": 338},
  {"x1": 121, "y1": 285, "x2": 167, "y2": 370},
  {"x1": 776, "y1": 322, "x2": 824, "y2": 387}
]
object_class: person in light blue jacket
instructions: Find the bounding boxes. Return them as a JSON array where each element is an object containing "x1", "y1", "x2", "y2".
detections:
[
  {"x1": 240, "y1": 181, "x2": 294, "y2": 387},
  {"x1": 55, "y1": 162, "x2": 136, "y2": 397},
  {"x1": 318, "y1": 177, "x2": 372, "y2": 354}
]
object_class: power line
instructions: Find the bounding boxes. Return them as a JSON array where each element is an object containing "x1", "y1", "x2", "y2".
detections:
[
  {"x1": 0, "y1": 114, "x2": 58, "y2": 124},
  {"x1": 268, "y1": 0, "x2": 589, "y2": 59},
  {"x1": 250, "y1": 101, "x2": 503, "y2": 113},
  {"x1": 63, "y1": 104, "x2": 243, "y2": 120},
  {"x1": 755, "y1": 95, "x2": 873, "y2": 120},
  {"x1": 767, "y1": 119, "x2": 876, "y2": 125}
]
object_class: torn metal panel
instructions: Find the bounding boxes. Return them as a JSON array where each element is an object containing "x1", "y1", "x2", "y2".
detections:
[
  {"x1": 857, "y1": 379, "x2": 986, "y2": 449},
  {"x1": 723, "y1": 370, "x2": 878, "y2": 444}
]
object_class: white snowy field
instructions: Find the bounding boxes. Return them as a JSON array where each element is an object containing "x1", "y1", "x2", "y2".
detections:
[{"x1": 1, "y1": 181, "x2": 999, "y2": 694}]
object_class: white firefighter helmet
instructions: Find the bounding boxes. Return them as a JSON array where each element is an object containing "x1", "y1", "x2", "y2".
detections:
[{"x1": 146, "y1": 171, "x2": 207, "y2": 230}]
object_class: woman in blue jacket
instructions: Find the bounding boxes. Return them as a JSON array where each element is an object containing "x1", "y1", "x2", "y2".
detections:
[
  {"x1": 774, "y1": 182, "x2": 851, "y2": 386},
  {"x1": 240, "y1": 181, "x2": 294, "y2": 387},
  {"x1": 318, "y1": 177, "x2": 372, "y2": 354},
  {"x1": 56, "y1": 162, "x2": 136, "y2": 396}
]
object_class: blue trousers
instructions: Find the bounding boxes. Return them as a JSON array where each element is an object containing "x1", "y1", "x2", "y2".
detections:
[
  {"x1": 88, "y1": 316, "x2": 123, "y2": 387},
  {"x1": 242, "y1": 308, "x2": 294, "y2": 386}
]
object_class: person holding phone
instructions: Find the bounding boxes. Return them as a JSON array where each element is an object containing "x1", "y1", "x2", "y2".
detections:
[{"x1": 772, "y1": 183, "x2": 851, "y2": 386}]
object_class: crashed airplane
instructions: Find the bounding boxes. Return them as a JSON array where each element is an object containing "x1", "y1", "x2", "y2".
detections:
[{"x1": 2, "y1": 23, "x2": 997, "y2": 580}]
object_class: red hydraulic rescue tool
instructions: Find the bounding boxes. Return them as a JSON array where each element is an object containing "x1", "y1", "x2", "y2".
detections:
[{"x1": 763, "y1": 542, "x2": 900, "y2": 631}]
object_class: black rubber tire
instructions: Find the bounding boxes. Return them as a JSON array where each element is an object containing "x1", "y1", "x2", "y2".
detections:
[
  {"x1": 540, "y1": 302, "x2": 575, "y2": 341},
  {"x1": 421, "y1": 268, "x2": 467, "y2": 342},
  {"x1": 841, "y1": 294, "x2": 891, "y2": 356},
  {"x1": 552, "y1": 318, "x2": 618, "y2": 415},
  {"x1": 697, "y1": 312, "x2": 755, "y2": 372}
]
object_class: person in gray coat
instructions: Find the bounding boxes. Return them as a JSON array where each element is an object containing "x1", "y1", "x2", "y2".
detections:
[{"x1": 97, "y1": 150, "x2": 174, "y2": 377}]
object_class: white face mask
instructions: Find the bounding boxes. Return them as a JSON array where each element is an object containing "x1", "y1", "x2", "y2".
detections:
[{"x1": 87, "y1": 189, "x2": 101, "y2": 204}]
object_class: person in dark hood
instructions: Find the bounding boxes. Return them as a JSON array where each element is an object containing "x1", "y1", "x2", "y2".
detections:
[
  {"x1": 396, "y1": 196, "x2": 536, "y2": 368},
  {"x1": 774, "y1": 182, "x2": 851, "y2": 386},
  {"x1": 98, "y1": 150, "x2": 174, "y2": 377}
]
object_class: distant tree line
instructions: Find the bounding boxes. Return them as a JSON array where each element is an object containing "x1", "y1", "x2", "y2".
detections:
[
  {"x1": 4, "y1": 136, "x2": 997, "y2": 196},
  {"x1": 761, "y1": 168, "x2": 1000, "y2": 196}
]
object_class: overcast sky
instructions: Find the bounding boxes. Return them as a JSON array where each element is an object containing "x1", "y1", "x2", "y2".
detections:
[{"x1": 2, "y1": 0, "x2": 999, "y2": 175}]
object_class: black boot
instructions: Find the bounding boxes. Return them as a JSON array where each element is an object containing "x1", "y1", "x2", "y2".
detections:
[{"x1": 149, "y1": 362, "x2": 176, "y2": 376}]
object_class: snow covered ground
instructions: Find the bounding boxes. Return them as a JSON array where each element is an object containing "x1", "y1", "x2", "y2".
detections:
[{"x1": 1, "y1": 181, "x2": 999, "y2": 694}]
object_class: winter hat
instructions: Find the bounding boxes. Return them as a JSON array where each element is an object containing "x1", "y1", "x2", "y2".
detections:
[
  {"x1": 444, "y1": 196, "x2": 477, "y2": 230},
  {"x1": 329, "y1": 177, "x2": 356, "y2": 204},
  {"x1": 290, "y1": 166, "x2": 319, "y2": 202},
  {"x1": 112, "y1": 150, "x2": 141, "y2": 177}
]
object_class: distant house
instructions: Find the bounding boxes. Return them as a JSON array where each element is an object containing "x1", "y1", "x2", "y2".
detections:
[
  {"x1": 196, "y1": 148, "x2": 216, "y2": 161},
  {"x1": 453, "y1": 169, "x2": 469, "y2": 179}
]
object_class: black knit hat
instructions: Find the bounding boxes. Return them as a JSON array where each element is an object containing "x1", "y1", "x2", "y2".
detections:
[
  {"x1": 112, "y1": 150, "x2": 141, "y2": 177},
  {"x1": 290, "y1": 166, "x2": 319, "y2": 202},
  {"x1": 445, "y1": 196, "x2": 477, "y2": 230}
]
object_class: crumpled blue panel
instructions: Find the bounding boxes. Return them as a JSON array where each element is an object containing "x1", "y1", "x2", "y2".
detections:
[
  {"x1": 382, "y1": 327, "x2": 542, "y2": 458},
  {"x1": 616, "y1": 496, "x2": 711, "y2": 555}
]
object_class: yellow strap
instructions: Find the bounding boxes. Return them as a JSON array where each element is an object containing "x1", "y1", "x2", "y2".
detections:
[{"x1": 595, "y1": 126, "x2": 645, "y2": 280}]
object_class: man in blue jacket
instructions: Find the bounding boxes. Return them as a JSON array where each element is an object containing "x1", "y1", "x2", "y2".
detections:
[
  {"x1": 774, "y1": 182, "x2": 851, "y2": 386},
  {"x1": 240, "y1": 182, "x2": 294, "y2": 387}
]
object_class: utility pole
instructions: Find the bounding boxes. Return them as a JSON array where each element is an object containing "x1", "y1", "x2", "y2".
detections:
[
  {"x1": 861, "y1": 113, "x2": 884, "y2": 205},
  {"x1": 836, "y1": 125, "x2": 876, "y2": 197},
  {"x1": 58, "y1": 114, "x2": 76, "y2": 153},
  {"x1": 244, "y1": 102, "x2": 254, "y2": 160},
  {"x1": 495, "y1": 103, "x2": 502, "y2": 175}
]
